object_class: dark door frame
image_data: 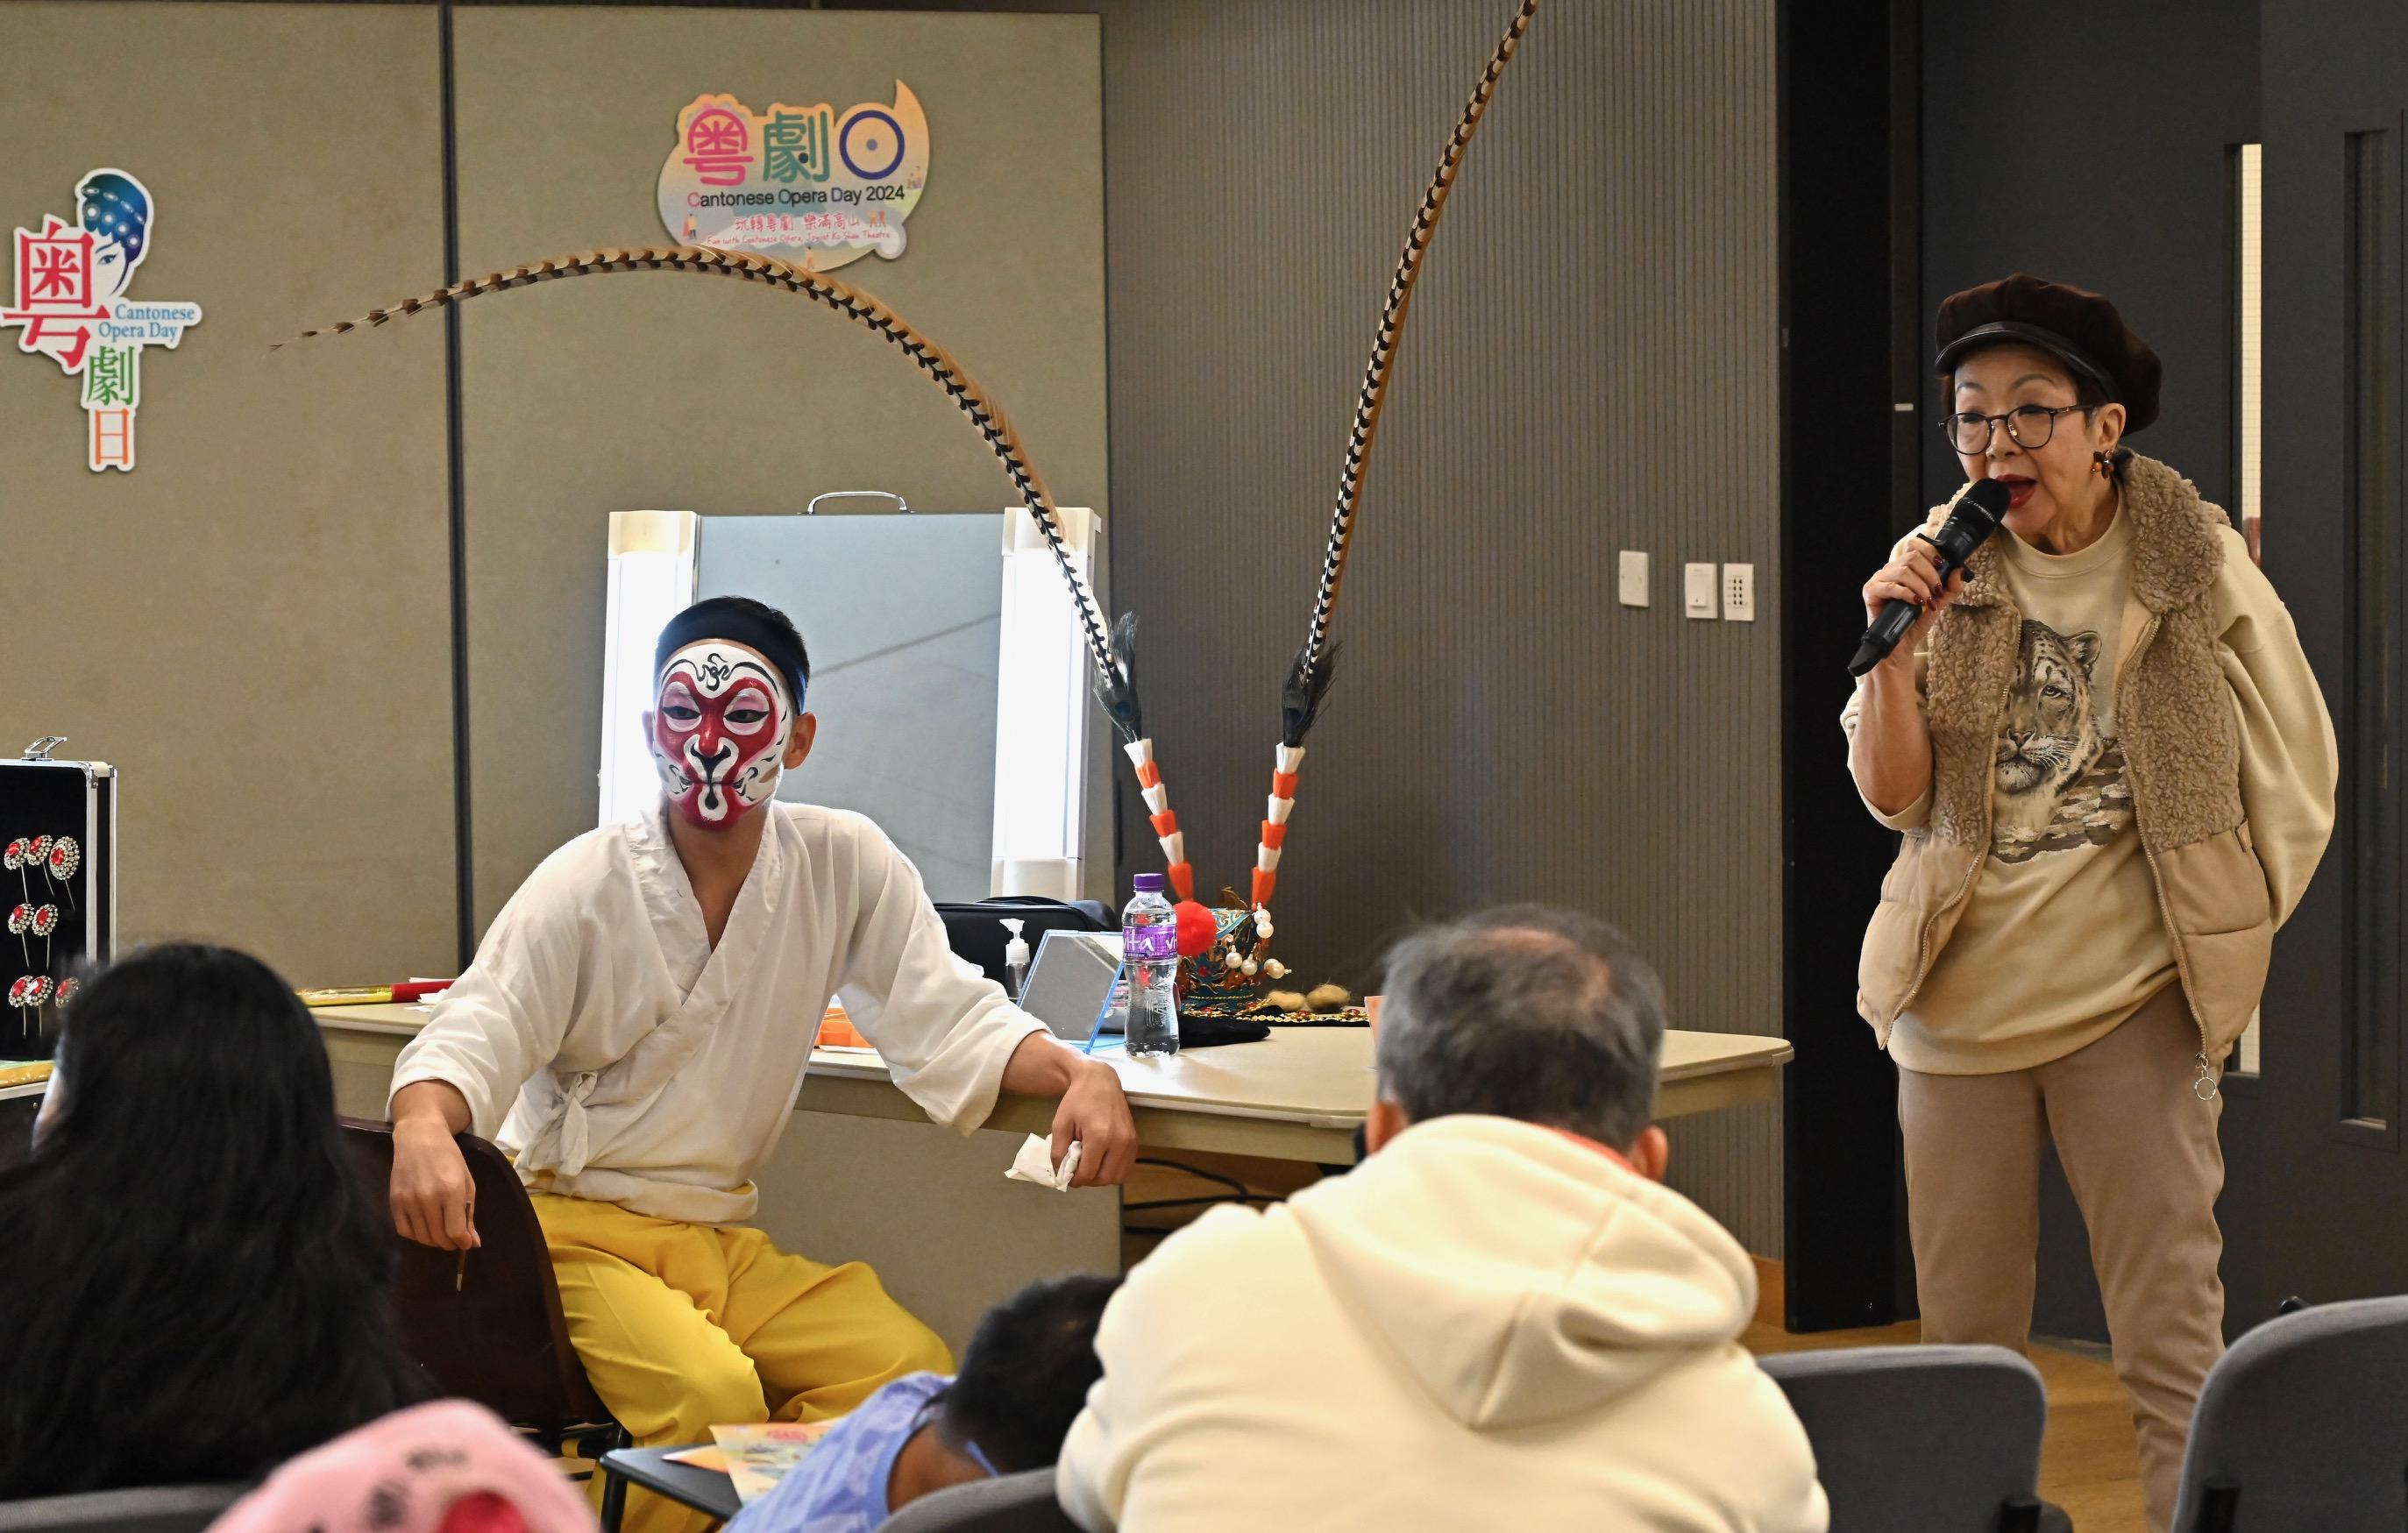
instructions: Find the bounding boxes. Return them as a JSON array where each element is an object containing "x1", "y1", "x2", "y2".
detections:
[
  {"x1": 2222, "y1": 0, "x2": 2408, "y2": 1326},
  {"x1": 1777, "y1": 0, "x2": 1924, "y2": 1331}
]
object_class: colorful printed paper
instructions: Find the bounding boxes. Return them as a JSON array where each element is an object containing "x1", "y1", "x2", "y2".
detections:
[
  {"x1": 658, "y1": 86, "x2": 930, "y2": 270},
  {"x1": 707, "y1": 1420, "x2": 838, "y2": 1504}
]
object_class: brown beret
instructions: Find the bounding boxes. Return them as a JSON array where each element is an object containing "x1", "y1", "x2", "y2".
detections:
[{"x1": 1935, "y1": 273, "x2": 2163, "y2": 434}]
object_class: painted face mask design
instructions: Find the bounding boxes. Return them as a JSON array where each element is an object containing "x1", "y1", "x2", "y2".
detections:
[{"x1": 650, "y1": 642, "x2": 794, "y2": 829}]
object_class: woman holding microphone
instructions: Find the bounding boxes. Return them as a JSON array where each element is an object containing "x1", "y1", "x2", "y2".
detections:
[{"x1": 1844, "y1": 274, "x2": 2336, "y2": 1530}]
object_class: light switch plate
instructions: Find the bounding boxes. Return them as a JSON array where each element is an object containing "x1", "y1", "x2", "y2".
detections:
[
  {"x1": 1684, "y1": 563, "x2": 1717, "y2": 619},
  {"x1": 1617, "y1": 550, "x2": 1649, "y2": 607},
  {"x1": 1722, "y1": 563, "x2": 1756, "y2": 622}
]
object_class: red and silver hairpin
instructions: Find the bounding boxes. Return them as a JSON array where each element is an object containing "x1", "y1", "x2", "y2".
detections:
[
  {"x1": 7, "y1": 904, "x2": 30, "y2": 966},
  {"x1": 32, "y1": 905, "x2": 57, "y2": 966},
  {"x1": 7, "y1": 976, "x2": 33, "y2": 1011},
  {"x1": 3, "y1": 841, "x2": 29, "y2": 903},
  {"x1": 54, "y1": 976, "x2": 78, "y2": 1005},
  {"x1": 25, "y1": 976, "x2": 53, "y2": 1009},
  {"x1": 46, "y1": 836, "x2": 78, "y2": 912}
]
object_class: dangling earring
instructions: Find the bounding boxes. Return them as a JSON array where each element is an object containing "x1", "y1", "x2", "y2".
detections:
[{"x1": 2093, "y1": 449, "x2": 2116, "y2": 479}]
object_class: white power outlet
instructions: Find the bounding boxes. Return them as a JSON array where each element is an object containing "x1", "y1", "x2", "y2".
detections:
[
  {"x1": 1684, "y1": 563, "x2": 1717, "y2": 620},
  {"x1": 1722, "y1": 563, "x2": 1756, "y2": 622},
  {"x1": 1617, "y1": 550, "x2": 1650, "y2": 607}
]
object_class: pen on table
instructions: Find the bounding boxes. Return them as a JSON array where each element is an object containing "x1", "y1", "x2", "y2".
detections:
[{"x1": 298, "y1": 980, "x2": 457, "y2": 1007}]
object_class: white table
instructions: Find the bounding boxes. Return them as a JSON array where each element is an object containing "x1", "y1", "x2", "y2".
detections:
[
  {"x1": 316, "y1": 1004, "x2": 1788, "y2": 1160},
  {"x1": 307, "y1": 1007, "x2": 1788, "y2": 1350}
]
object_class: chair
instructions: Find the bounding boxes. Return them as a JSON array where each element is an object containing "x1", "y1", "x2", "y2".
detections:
[
  {"x1": 594, "y1": 1447, "x2": 740, "y2": 1533},
  {"x1": 0, "y1": 1484, "x2": 246, "y2": 1533},
  {"x1": 1758, "y1": 1345, "x2": 2062, "y2": 1532},
  {"x1": 2169, "y1": 1294, "x2": 2408, "y2": 1531},
  {"x1": 875, "y1": 1470, "x2": 1078, "y2": 1532},
  {"x1": 337, "y1": 1120, "x2": 626, "y2": 1468}
]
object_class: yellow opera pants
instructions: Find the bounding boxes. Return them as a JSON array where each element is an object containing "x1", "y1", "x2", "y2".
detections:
[{"x1": 530, "y1": 1193, "x2": 951, "y2": 1533}]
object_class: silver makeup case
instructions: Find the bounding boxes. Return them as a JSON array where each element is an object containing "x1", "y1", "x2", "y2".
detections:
[{"x1": 1, "y1": 740, "x2": 118, "y2": 1058}]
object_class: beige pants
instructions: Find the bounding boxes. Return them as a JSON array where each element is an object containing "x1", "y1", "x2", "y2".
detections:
[{"x1": 1898, "y1": 985, "x2": 2225, "y2": 1533}]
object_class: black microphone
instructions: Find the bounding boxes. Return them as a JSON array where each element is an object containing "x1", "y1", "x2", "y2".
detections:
[{"x1": 1847, "y1": 477, "x2": 2012, "y2": 678}]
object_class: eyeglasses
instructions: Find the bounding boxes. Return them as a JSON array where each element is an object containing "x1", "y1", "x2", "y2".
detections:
[{"x1": 1939, "y1": 403, "x2": 2089, "y2": 455}]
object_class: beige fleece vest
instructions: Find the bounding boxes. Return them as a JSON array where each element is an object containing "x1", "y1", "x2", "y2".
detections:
[{"x1": 1858, "y1": 455, "x2": 2275, "y2": 1061}]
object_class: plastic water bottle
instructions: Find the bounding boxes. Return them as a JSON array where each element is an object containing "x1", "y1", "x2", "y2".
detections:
[{"x1": 1121, "y1": 872, "x2": 1181, "y2": 1057}]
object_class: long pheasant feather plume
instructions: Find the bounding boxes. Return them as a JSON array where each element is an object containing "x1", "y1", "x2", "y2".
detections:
[
  {"x1": 1251, "y1": 0, "x2": 1541, "y2": 915},
  {"x1": 1289, "y1": 0, "x2": 1544, "y2": 727},
  {"x1": 280, "y1": 245, "x2": 1144, "y2": 743}
]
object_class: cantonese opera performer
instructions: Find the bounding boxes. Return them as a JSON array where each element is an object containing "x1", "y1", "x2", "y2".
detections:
[{"x1": 386, "y1": 595, "x2": 1137, "y2": 1533}]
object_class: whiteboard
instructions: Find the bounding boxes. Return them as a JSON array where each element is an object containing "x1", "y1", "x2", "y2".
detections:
[{"x1": 697, "y1": 513, "x2": 1002, "y2": 902}]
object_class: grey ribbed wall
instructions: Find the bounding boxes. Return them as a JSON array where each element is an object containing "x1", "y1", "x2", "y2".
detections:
[
  {"x1": 856, "y1": 0, "x2": 1786, "y2": 1251},
  {"x1": 1096, "y1": 0, "x2": 1784, "y2": 1253}
]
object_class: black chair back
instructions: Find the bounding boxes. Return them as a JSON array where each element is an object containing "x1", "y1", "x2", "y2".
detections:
[
  {"x1": 0, "y1": 1484, "x2": 246, "y2": 1533},
  {"x1": 876, "y1": 1469, "x2": 1078, "y2": 1532},
  {"x1": 1759, "y1": 1345, "x2": 2051, "y2": 1533},
  {"x1": 2171, "y1": 1295, "x2": 2408, "y2": 1532},
  {"x1": 338, "y1": 1118, "x2": 616, "y2": 1446}
]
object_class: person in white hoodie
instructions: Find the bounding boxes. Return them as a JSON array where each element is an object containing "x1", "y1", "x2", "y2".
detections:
[{"x1": 1056, "y1": 905, "x2": 1828, "y2": 1532}]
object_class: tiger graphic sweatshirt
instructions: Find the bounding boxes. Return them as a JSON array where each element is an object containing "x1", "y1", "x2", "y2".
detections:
[
  {"x1": 1884, "y1": 509, "x2": 2177, "y2": 1071},
  {"x1": 1847, "y1": 455, "x2": 2336, "y2": 1069}
]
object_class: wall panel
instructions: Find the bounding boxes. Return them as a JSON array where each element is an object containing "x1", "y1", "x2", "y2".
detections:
[
  {"x1": 0, "y1": 1, "x2": 454, "y2": 988},
  {"x1": 1086, "y1": 0, "x2": 1786, "y2": 1252},
  {"x1": 449, "y1": 5, "x2": 1107, "y2": 931}
]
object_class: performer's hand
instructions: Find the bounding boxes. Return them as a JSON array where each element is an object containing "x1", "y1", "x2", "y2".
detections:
[
  {"x1": 390, "y1": 1082, "x2": 479, "y2": 1250},
  {"x1": 1003, "y1": 1033, "x2": 1139, "y2": 1187},
  {"x1": 1053, "y1": 1059, "x2": 1138, "y2": 1189}
]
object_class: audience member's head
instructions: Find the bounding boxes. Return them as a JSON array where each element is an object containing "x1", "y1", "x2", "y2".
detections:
[
  {"x1": 213, "y1": 1401, "x2": 598, "y2": 1533},
  {"x1": 1370, "y1": 905, "x2": 1670, "y2": 1176},
  {"x1": 0, "y1": 943, "x2": 418, "y2": 1497},
  {"x1": 940, "y1": 1272, "x2": 1122, "y2": 1473}
]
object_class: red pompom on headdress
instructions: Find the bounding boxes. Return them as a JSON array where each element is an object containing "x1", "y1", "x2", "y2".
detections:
[{"x1": 1173, "y1": 899, "x2": 1219, "y2": 959}]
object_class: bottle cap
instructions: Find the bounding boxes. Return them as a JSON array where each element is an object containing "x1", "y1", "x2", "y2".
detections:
[{"x1": 1132, "y1": 872, "x2": 1167, "y2": 892}]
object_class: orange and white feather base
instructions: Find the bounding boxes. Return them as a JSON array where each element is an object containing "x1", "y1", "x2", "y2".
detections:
[
  {"x1": 1253, "y1": 743, "x2": 1304, "y2": 911},
  {"x1": 1124, "y1": 739, "x2": 1194, "y2": 901}
]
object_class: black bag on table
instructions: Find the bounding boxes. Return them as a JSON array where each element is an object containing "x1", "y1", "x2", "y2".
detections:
[{"x1": 935, "y1": 897, "x2": 1110, "y2": 988}]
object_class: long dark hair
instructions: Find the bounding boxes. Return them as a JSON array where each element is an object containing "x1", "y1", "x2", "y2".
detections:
[{"x1": 0, "y1": 944, "x2": 418, "y2": 1496}]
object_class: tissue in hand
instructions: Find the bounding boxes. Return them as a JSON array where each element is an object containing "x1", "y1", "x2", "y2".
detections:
[{"x1": 1005, "y1": 1132, "x2": 1081, "y2": 1190}]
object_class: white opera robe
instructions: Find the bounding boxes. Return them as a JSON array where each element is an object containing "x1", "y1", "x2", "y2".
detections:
[{"x1": 388, "y1": 802, "x2": 1049, "y2": 1225}]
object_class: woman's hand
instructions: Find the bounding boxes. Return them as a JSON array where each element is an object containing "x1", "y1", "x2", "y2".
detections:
[
  {"x1": 1862, "y1": 533, "x2": 1969, "y2": 668},
  {"x1": 1849, "y1": 532, "x2": 1950, "y2": 818}
]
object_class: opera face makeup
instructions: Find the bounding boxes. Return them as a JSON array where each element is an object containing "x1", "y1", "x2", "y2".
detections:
[{"x1": 651, "y1": 642, "x2": 793, "y2": 829}]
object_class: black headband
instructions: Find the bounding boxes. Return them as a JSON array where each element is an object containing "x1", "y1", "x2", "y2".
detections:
[{"x1": 655, "y1": 600, "x2": 809, "y2": 711}]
